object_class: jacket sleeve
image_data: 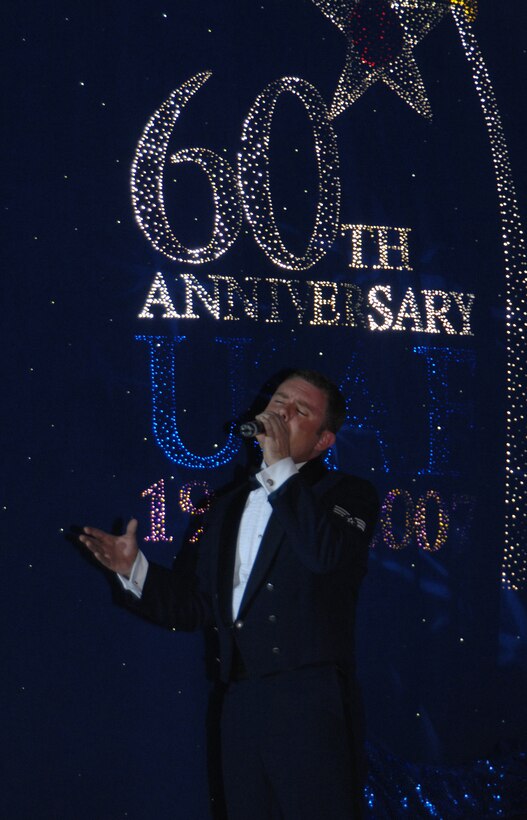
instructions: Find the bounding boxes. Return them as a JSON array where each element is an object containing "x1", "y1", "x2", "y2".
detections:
[
  {"x1": 114, "y1": 509, "x2": 219, "y2": 632},
  {"x1": 267, "y1": 471, "x2": 379, "y2": 575}
]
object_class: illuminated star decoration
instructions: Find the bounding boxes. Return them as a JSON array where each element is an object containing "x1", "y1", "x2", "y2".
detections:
[{"x1": 312, "y1": 0, "x2": 450, "y2": 120}]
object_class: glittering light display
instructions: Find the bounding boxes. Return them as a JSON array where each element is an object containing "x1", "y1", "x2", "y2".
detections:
[
  {"x1": 451, "y1": 7, "x2": 527, "y2": 589},
  {"x1": 379, "y1": 488, "x2": 456, "y2": 552},
  {"x1": 128, "y1": 2, "x2": 527, "y2": 584},
  {"x1": 414, "y1": 346, "x2": 476, "y2": 476},
  {"x1": 142, "y1": 478, "x2": 173, "y2": 542},
  {"x1": 136, "y1": 335, "x2": 252, "y2": 468},
  {"x1": 414, "y1": 489, "x2": 450, "y2": 552},
  {"x1": 178, "y1": 480, "x2": 213, "y2": 514},
  {"x1": 138, "y1": 268, "x2": 475, "y2": 335},
  {"x1": 139, "y1": 480, "x2": 470, "y2": 554},
  {"x1": 451, "y1": 493, "x2": 476, "y2": 550},
  {"x1": 348, "y1": 1, "x2": 405, "y2": 69},
  {"x1": 450, "y1": 0, "x2": 478, "y2": 23},
  {"x1": 132, "y1": 73, "x2": 340, "y2": 272},
  {"x1": 365, "y1": 744, "x2": 525, "y2": 820},
  {"x1": 381, "y1": 489, "x2": 415, "y2": 550},
  {"x1": 342, "y1": 224, "x2": 412, "y2": 271},
  {"x1": 338, "y1": 356, "x2": 391, "y2": 473},
  {"x1": 312, "y1": 0, "x2": 447, "y2": 120},
  {"x1": 308, "y1": 280, "x2": 340, "y2": 325},
  {"x1": 238, "y1": 76, "x2": 341, "y2": 270},
  {"x1": 141, "y1": 479, "x2": 214, "y2": 543},
  {"x1": 179, "y1": 480, "x2": 214, "y2": 543},
  {"x1": 131, "y1": 72, "x2": 242, "y2": 264},
  {"x1": 366, "y1": 285, "x2": 472, "y2": 333},
  {"x1": 127, "y1": 0, "x2": 527, "y2": 587},
  {"x1": 7, "y1": 2, "x2": 527, "y2": 817},
  {"x1": 138, "y1": 271, "x2": 180, "y2": 319}
]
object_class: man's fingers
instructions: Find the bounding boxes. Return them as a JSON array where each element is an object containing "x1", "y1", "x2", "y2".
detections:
[
  {"x1": 256, "y1": 412, "x2": 286, "y2": 436},
  {"x1": 80, "y1": 528, "x2": 114, "y2": 562},
  {"x1": 79, "y1": 537, "x2": 107, "y2": 564},
  {"x1": 125, "y1": 518, "x2": 138, "y2": 537},
  {"x1": 79, "y1": 534, "x2": 98, "y2": 551},
  {"x1": 82, "y1": 526, "x2": 110, "y2": 541},
  {"x1": 80, "y1": 536, "x2": 113, "y2": 566},
  {"x1": 79, "y1": 522, "x2": 138, "y2": 576}
]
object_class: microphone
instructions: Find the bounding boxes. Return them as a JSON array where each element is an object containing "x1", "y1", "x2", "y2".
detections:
[{"x1": 239, "y1": 419, "x2": 265, "y2": 438}]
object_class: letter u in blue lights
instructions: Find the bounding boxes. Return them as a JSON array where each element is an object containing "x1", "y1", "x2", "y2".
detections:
[{"x1": 136, "y1": 335, "x2": 252, "y2": 468}]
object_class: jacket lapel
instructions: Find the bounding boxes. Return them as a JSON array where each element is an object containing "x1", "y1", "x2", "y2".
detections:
[
  {"x1": 236, "y1": 512, "x2": 284, "y2": 618},
  {"x1": 236, "y1": 457, "x2": 328, "y2": 618},
  {"x1": 215, "y1": 484, "x2": 252, "y2": 626}
]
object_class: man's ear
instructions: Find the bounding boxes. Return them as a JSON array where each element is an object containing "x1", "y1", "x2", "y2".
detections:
[{"x1": 315, "y1": 429, "x2": 336, "y2": 453}]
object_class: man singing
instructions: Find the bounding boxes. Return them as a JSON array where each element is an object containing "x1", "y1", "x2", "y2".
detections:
[{"x1": 80, "y1": 369, "x2": 379, "y2": 819}]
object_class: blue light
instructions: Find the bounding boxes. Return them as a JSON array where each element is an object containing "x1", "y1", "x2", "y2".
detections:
[{"x1": 137, "y1": 334, "x2": 252, "y2": 468}]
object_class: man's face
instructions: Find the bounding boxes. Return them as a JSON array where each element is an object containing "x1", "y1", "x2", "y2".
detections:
[{"x1": 262, "y1": 377, "x2": 336, "y2": 463}]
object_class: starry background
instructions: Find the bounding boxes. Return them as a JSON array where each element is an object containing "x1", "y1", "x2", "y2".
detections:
[{"x1": 2, "y1": 1, "x2": 527, "y2": 818}]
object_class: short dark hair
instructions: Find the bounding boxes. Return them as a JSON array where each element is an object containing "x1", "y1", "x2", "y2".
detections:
[{"x1": 287, "y1": 369, "x2": 346, "y2": 433}]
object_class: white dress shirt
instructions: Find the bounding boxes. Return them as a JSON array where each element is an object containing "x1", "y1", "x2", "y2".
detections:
[{"x1": 118, "y1": 458, "x2": 302, "y2": 618}]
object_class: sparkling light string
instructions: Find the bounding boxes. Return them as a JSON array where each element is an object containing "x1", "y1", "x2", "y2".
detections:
[
  {"x1": 343, "y1": 224, "x2": 413, "y2": 271},
  {"x1": 238, "y1": 76, "x2": 341, "y2": 270},
  {"x1": 414, "y1": 489, "x2": 450, "y2": 552},
  {"x1": 452, "y1": 7, "x2": 527, "y2": 590},
  {"x1": 312, "y1": 0, "x2": 448, "y2": 120},
  {"x1": 179, "y1": 480, "x2": 213, "y2": 514},
  {"x1": 338, "y1": 356, "x2": 391, "y2": 473},
  {"x1": 414, "y1": 346, "x2": 476, "y2": 476},
  {"x1": 381, "y1": 488, "x2": 415, "y2": 550},
  {"x1": 131, "y1": 73, "x2": 242, "y2": 264},
  {"x1": 140, "y1": 479, "x2": 457, "y2": 552},
  {"x1": 128, "y1": 1, "x2": 524, "y2": 583},
  {"x1": 142, "y1": 478, "x2": 173, "y2": 541},
  {"x1": 137, "y1": 269, "x2": 474, "y2": 333},
  {"x1": 136, "y1": 335, "x2": 252, "y2": 468},
  {"x1": 179, "y1": 480, "x2": 214, "y2": 543},
  {"x1": 449, "y1": 0, "x2": 478, "y2": 24}
]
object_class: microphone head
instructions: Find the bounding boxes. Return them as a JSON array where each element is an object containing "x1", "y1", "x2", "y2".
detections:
[{"x1": 239, "y1": 419, "x2": 265, "y2": 438}]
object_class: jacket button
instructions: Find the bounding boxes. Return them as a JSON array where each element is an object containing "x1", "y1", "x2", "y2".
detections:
[
  {"x1": 268, "y1": 615, "x2": 276, "y2": 623},
  {"x1": 266, "y1": 582, "x2": 274, "y2": 591},
  {"x1": 234, "y1": 620, "x2": 244, "y2": 630},
  {"x1": 272, "y1": 646, "x2": 280, "y2": 654}
]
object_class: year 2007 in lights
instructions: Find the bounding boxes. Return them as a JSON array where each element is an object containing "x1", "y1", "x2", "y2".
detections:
[{"x1": 142, "y1": 477, "x2": 475, "y2": 556}]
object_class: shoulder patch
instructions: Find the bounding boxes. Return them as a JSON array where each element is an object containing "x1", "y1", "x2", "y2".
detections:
[{"x1": 333, "y1": 505, "x2": 366, "y2": 532}]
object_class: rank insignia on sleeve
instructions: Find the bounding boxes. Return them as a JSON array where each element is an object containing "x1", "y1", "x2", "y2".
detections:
[{"x1": 333, "y1": 505, "x2": 366, "y2": 532}]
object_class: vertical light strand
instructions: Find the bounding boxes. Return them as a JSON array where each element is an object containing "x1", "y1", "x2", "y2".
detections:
[{"x1": 452, "y1": 7, "x2": 527, "y2": 589}]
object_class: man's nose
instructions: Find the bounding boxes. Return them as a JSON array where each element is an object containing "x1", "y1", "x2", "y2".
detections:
[{"x1": 277, "y1": 402, "x2": 291, "y2": 420}]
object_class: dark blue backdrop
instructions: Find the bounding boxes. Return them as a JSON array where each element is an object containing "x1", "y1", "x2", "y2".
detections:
[{"x1": 3, "y1": 2, "x2": 527, "y2": 817}]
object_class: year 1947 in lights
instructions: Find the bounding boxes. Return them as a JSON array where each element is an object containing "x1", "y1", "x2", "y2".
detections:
[{"x1": 141, "y1": 478, "x2": 475, "y2": 556}]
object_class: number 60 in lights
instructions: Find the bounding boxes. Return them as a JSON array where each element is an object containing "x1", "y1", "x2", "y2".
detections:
[{"x1": 131, "y1": 72, "x2": 341, "y2": 271}]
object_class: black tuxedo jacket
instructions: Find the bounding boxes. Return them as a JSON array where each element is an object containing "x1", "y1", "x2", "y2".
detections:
[{"x1": 121, "y1": 457, "x2": 379, "y2": 683}]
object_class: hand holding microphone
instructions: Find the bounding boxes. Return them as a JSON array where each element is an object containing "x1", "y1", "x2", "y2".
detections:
[
  {"x1": 239, "y1": 419, "x2": 266, "y2": 438},
  {"x1": 239, "y1": 412, "x2": 291, "y2": 465}
]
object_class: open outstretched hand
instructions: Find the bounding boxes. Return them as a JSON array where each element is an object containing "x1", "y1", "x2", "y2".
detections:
[{"x1": 79, "y1": 518, "x2": 139, "y2": 577}]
